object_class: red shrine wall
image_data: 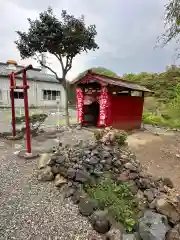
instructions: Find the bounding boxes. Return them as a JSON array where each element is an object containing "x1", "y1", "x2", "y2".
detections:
[{"x1": 107, "y1": 94, "x2": 144, "y2": 130}]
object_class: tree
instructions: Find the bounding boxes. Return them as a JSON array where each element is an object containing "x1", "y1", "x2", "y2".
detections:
[
  {"x1": 168, "y1": 83, "x2": 180, "y2": 118},
  {"x1": 15, "y1": 7, "x2": 99, "y2": 125},
  {"x1": 160, "y1": 0, "x2": 180, "y2": 53}
]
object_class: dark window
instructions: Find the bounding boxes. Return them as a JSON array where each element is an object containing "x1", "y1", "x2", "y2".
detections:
[
  {"x1": 43, "y1": 90, "x2": 60, "y2": 100},
  {"x1": 14, "y1": 91, "x2": 24, "y2": 99}
]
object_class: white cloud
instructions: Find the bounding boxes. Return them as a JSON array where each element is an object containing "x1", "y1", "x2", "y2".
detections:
[{"x1": 0, "y1": 0, "x2": 179, "y2": 81}]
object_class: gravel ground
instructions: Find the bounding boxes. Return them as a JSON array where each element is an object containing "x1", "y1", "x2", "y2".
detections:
[{"x1": 0, "y1": 140, "x2": 97, "y2": 240}]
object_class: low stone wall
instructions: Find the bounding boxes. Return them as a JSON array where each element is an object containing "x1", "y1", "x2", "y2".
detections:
[{"x1": 36, "y1": 127, "x2": 180, "y2": 239}]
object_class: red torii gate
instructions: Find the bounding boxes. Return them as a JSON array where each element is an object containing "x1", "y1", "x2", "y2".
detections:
[{"x1": 9, "y1": 65, "x2": 32, "y2": 153}]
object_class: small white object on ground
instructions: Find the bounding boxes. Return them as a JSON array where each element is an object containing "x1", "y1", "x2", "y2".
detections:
[
  {"x1": 0, "y1": 142, "x2": 5, "y2": 147},
  {"x1": 13, "y1": 151, "x2": 20, "y2": 155},
  {"x1": 25, "y1": 152, "x2": 33, "y2": 157},
  {"x1": 14, "y1": 144, "x2": 23, "y2": 149}
]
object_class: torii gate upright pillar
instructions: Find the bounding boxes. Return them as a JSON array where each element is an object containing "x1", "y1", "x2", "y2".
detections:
[{"x1": 9, "y1": 65, "x2": 33, "y2": 153}]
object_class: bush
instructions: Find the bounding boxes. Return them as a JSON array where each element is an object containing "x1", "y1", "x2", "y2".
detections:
[
  {"x1": 93, "y1": 129, "x2": 104, "y2": 141},
  {"x1": 115, "y1": 131, "x2": 127, "y2": 145},
  {"x1": 142, "y1": 112, "x2": 166, "y2": 126},
  {"x1": 29, "y1": 113, "x2": 47, "y2": 123},
  {"x1": 84, "y1": 176, "x2": 138, "y2": 232},
  {"x1": 94, "y1": 128, "x2": 127, "y2": 145},
  {"x1": 142, "y1": 110, "x2": 180, "y2": 129},
  {"x1": 142, "y1": 83, "x2": 180, "y2": 129},
  {"x1": 15, "y1": 113, "x2": 47, "y2": 124}
]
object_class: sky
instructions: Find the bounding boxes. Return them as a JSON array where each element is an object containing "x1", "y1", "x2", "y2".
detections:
[{"x1": 0, "y1": 0, "x2": 179, "y2": 80}]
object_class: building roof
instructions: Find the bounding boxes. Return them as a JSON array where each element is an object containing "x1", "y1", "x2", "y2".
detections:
[
  {"x1": 0, "y1": 62, "x2": 59, "y2": 83},
  {"x1": 71, "y1": 70, "x2": 152, "y2": 92}
]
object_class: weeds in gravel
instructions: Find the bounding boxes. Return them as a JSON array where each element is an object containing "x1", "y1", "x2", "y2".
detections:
[
  {"x1": 93, "y1": 129, "x2": 104, "y2": 141},
  {"x1": 115, "y1": 131, "x2": 127, "y2": 145},
  {"x1": 93, "y1": 128, "x2": 127, "y2": 145},
  {"x1": 84, "y1": 176, "x2": 138, "y2": 232}
]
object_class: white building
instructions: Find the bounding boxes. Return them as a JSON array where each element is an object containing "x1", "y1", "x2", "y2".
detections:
[{"x1": 0, "y1": 60, "x2": 65, "y2": 108}]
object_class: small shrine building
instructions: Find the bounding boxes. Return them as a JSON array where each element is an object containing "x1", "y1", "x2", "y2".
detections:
[{"x1": 71, "y1": 70, "x2": 151, "y2": 130}]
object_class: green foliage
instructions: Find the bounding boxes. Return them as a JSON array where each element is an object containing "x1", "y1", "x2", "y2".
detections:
[
  {"x1": 160, "y1": 0, "x2": 180, "y2": 47},
  {"x1": 142, "y1": 112, "x2": 166, "y2": 126},
  {"x1": 15, "y1": 7, "x2": 99, "y2": 126},
  {"x1": 168, "y1": 83, "x2": 180, "y2": 118},
  {"x1": 123, "y1": 66, "x2": 180, "y2": 103},
  {"x1": 15, "y1": 7, "x2": 99, "y2": 78},
  {"x1": 93, "y1": 129, "x2": 104, "y2": 141},
  {"x1": 93, "y1": 128, "x2": 127, "y2": 145},
  {"x1": 142, "y1": 83, "x2": 180, "y2": 128},
  {"x1": 142, "y1": 112, "x2": 180, "y2": 129},
  {"x1": 115, "y1": 131, "x2": 127, "y2": 145},
  {"x1": 15, "y1": 113, "x2": 47, "y2": 124},
  {"x1": 84, "y1": 177, "x2": 137, "y2": 232}
]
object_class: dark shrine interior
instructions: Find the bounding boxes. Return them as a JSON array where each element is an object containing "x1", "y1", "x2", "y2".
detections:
[
  {"x1": 78, "y1": 82, "x2": 101, "y2": 127},
  {"x1": 83, "y1": 101, "x2": 100, "y2": 126}
]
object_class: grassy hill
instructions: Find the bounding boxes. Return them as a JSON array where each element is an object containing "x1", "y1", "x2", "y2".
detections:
[
  {"x1": 69, "y1": 66, "x2": 180, "y2": 128},
  {"x1": 123, "y1": 65, "x2": 180, "y2": 103}
]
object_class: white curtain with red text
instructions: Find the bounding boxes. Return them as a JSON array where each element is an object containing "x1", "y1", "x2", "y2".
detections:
[
  {"x1": 76, "y1": 88, "x2": 84, "y2": 123},
  {"x1": 98, "y1": 86, "x2": 109, "y2": 127}
]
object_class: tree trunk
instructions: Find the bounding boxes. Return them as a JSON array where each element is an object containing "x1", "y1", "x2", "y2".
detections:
[{"x1": 62, "y1": 77, "x2": 70, "y2": 126}]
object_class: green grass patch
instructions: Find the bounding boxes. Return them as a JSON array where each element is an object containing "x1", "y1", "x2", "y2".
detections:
[
  {"x1": 143, "y1": 112, "x2": 166, "y2": 126},
  {"x1": 84, "y1": 176, "x2": 138, "y2": 232},
  {"x1": 143, "y1": 111, "x2": 180, "y2": 129},
  {"x1": 142, "y1": 83, "x2": 180, "y2": 129}
]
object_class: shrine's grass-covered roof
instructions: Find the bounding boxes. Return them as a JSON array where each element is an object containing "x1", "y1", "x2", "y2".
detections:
[{"x1": 71, "y1": 70, "x2": 152, "y2": 92}]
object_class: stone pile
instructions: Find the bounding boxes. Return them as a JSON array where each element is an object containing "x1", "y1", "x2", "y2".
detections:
[{"x1": 37, "y1": 128, "x2": 180, "y2": 240}]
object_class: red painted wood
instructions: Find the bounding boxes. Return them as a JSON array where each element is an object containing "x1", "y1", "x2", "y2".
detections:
[
  {"x1": 10, "y1": 73, "x2": 16, "y2": 137},
  {"x1": 9, "y1": 66, "x2": 32, "y2": 153},
  {"x1": 76, "y1": 85, "x2": 145, "y2": 130},
  {"x1": 22, "y1": 70, "x2": 31, "y2": 153},
  {"x1": 107, "y1": 94, "x2": 144, "y2": 130}
]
